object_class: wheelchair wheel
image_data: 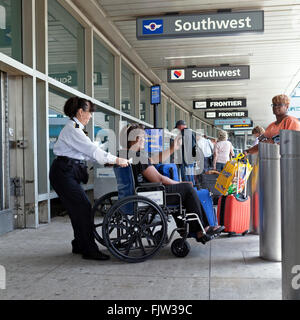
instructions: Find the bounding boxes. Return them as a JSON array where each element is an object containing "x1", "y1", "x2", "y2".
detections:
[
  {"x1": 92, "y1": 191, "x2": 118, "y2": 246},
  {"x1": 102, "y1": 195, "x2": 167, "y2": 263},
  {"x1": 171, "y1": 239, "x2": 191, "y2": 258}
]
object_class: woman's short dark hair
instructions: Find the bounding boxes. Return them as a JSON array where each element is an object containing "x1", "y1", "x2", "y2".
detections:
[{"x1": 63, "y1": 96, "x2": 95, "y2": 119}]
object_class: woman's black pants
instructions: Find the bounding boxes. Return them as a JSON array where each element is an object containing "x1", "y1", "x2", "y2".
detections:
[
  {"x1": 49, "y1": 158, "x2": 99, "y2": 255},
  {"x1": 165, "y1": 183, "x2": 209, "y2": 233}
]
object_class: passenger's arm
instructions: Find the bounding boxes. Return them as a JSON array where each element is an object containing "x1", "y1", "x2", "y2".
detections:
[
  {"x1": 142, "y1": 166, "x2": 179, "y2": 185},
  {"x1": 244, "y1": 144, "x2": 259, "y2": 155},
  {"x1": 150, "y1": 135, "x2": 182, "y2": 164}
]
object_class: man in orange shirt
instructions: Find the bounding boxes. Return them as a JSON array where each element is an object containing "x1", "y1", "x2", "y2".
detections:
[{"x1": 244, "y1": 94, "x2": 300, "y2": 155}]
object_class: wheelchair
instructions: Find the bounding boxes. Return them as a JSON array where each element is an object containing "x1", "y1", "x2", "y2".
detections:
[{"x1": 92, "y1": 165, "x2": 215, "y2": 263}]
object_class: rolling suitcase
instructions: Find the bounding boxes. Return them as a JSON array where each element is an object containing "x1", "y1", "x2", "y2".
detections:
[
  {"x1": 155, "y1": 163, "x2": 179, "y2": 182},
  {"x1": 217, "y1": 194, "x2": 250, "y2": 236},
  {"x1": 194, "y1": 188, "x2": 218, "y2": 227},
  {"x1": 216, "y1": 163, "x2": 250, "y2": 236},
  {"x1": 198, "y1": 173, "x2": 222, "y2": 205}
]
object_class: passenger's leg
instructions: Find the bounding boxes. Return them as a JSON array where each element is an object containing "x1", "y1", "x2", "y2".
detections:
[
  {"x1": 165, "y1": 183, "x2": 208, "y2": 232},
  {"x1": 216, "y1": 162, "x2": 225, "y2": 172}
]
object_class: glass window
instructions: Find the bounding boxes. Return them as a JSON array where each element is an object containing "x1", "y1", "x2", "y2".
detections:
[
  {"x1": 48, "y1": 0, "x2": 85, "y2": 92},
  {"x1": 94, "y1": 37, "x2": 115, "y2": 107},
  {"x1": 140, "y1": 80, "x2": 150, "y2": 123},
  {"x1": 175, "y1": 106, "x2": 180, "y2": 125},
  {"x1": 184, "y1": 112, "x2": 188, "y2": 126},
  {"x1": 94, "y1": 106, "x2": 115, "y2": 154},
  {"x1": 48, "y1": 88, "x2": 70, "y2": 176},
  {"x1": 0, "y1": 0, "x2": 22, "y2": 62},
  {"x1": 121, "y1": 63, "x2": 135, "y2": 117},
  {"x1": 0, "y1": 76, "x2": 4, "y2": 210},
  {"x1": 166, "y1": 102, "x2": 172, "y2": 130}
]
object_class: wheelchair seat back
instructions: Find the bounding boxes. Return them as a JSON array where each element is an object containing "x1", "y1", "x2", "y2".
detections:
[
  {"x1": 113, "y1": 165, "x2": 135, "y2": 214},
  {"x1": 113, "y1": 165, "x2": 164, "y2": 210},
  {"x1": 113, "y1": 165, "x2": 135, "y2": 200}
]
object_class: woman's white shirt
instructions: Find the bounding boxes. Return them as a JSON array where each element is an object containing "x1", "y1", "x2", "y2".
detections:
[
  {"x1": 214, "y1": 140, "x2": 233, "y2": 164},
  {"x1": 53, "y1": 117, "x2": 117, "y2": 164}
]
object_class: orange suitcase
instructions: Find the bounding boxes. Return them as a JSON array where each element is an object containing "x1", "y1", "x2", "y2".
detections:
[{"x1": 217, "y1": 194, "x2": 250, "y2": 236}]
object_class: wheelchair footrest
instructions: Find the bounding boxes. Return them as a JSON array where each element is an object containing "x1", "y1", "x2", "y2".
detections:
[{"x1": 196, "y1": 233, "x2": 214, "y2": 244}]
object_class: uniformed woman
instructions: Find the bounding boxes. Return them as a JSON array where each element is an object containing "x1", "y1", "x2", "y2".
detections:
[{"x1": 49, "y1": 96, "x2": 129, "y2": 261}]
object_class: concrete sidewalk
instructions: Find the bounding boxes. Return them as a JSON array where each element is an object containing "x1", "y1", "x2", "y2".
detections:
[{"x1": 0, "y1": 216, "x2": 281, "y2": 300}]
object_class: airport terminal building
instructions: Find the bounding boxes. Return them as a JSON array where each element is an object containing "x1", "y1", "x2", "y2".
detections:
[{"x1": 0, "y1": 0, "x2": 300, "y2": 301}]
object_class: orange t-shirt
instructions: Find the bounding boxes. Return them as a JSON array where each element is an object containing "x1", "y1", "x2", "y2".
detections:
[{"x1": 264, "y1": 115, "x2": 300, "y2": 138}]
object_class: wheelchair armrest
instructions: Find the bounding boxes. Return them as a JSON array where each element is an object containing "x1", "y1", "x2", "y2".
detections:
[
  {"x1": 165, "y1": 193, "x2": 183, "y2": 212},
  {"x1": 138, "y1": 182, "x2": 163, "y2": 188},
  {"x1": 135, "y1": 183, "x2": 165, "y2": 193}
]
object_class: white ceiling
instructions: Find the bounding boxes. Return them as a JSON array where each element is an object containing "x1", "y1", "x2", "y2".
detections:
[{"x1": 95, "y1": 0, "x2": 300, "y2": 128}]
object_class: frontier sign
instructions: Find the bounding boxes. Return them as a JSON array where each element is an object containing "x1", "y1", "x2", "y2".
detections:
[
  {"x1": 137, "y1": 11, "x2": 264, "y2": 40},
  {"x1": 194, "y1": 98, "x2": 247, "y2": 109},
  {"x1": 168, "y1": 66, "x2": 249, "y2": 82},
  {"x1": 205, "y1": 110, "x2": 248, "y2": 119}
]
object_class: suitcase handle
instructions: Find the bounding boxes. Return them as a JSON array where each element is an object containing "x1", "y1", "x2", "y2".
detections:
[{"x1": 234, "y1": 194, "x2": 249, "y2": 202}]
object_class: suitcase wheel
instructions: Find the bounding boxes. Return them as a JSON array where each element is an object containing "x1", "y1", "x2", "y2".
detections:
[{"x1": 227, "y1": 232, "x2": 236, "y2": 237}]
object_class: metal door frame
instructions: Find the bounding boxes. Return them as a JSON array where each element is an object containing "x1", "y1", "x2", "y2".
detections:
[{"x1": 0, "y1": 71, "x2": 13, "y2": 235}]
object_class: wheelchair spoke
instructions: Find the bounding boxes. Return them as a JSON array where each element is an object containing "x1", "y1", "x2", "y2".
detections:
[
  {"x1": 141, "y1": 230, "x2": 156, "y2": 244},
  {"x1": 109, "y1": 223, "x2": 130, "y2": 231},
  {"x1": 138, "y1": 209, "x2": 152, "y2": 227},
  {"x1": 111, "y1": 232, "x2": 131, "y2": 246},
  {"x1": 94, "y1": 223, "x2": 103, "y2": 228},
  {"x1": 142, "y1": 221, "x2": 163, "y2": 230},
  {"x1": 125, "y1": 234, "x2": 137, "y2": 256},
  {"x1": 137, "y1": 235, "x2": 146, "y2": 255}
]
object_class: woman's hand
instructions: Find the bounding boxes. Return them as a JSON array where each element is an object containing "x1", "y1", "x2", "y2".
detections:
[{"x1": 116, "y1": 157, "x2": 130, "y2": 167}]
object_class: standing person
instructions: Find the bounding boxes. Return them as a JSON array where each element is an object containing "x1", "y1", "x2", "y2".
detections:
[
  {"x1": 251, "y1": 125, "x2": 265, "y2": 146},
  {"x1": 213, "y1": 130, "x2": 234, "y2": 172},
  {"x1": 244, "y1": 94, "x2": 300, "y2": 155},
  {"x1": 174, "y1": 120, "x2": 196, "y2": 185},
  {"x1": 49, "y1": 97, "x2": 129, "y2": 261},
  {"x1": 196, "y1": 133, "x2": 214, "y2": 172}
]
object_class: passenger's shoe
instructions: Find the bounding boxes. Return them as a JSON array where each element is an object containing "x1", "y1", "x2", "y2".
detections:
[
  {"x1": 206, "y1": 226, "x2": 225, "y2": 236},
  {"x1": 196, "y1": 233, "x2": 214, "y2": 244},
  {"x1": 71, "y1": 240, "x2": 82, "y2": 254},
  {"x1": 82, "y1": 251, "x2": 110, "y2": 261}
]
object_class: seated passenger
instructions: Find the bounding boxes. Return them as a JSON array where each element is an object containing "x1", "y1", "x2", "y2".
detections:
[{"x1": 123, "y1": 123, "x2": 224, "y2": 243}]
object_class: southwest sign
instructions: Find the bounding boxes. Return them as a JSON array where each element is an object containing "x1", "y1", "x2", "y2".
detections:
[
  {"x1": 214, "y1": 118, "x2": 251, "y2": 125},
  {"x1": 137, "y1": 11, "x2": 264, "y2": 40},
  {"x1": 168, "y1": 66, "x2": 250, "y2": 82},
  {"x1": 194, "y1": 98, "x2": 247, "y2": 109},
  {"x1": 205, "y1": 110, "x2": 248, "y2": 119}
]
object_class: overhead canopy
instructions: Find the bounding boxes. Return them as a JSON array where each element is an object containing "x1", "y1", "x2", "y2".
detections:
[{"x1": 91, "y1": 0, "x2": 300, "y2": 128}]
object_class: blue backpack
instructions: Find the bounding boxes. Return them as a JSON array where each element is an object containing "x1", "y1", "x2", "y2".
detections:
[{"x1": 155, "y1": 163, "x2": 179, "y2": 181}]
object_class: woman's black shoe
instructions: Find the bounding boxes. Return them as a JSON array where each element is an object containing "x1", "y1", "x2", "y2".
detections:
[
  {"x1": 82, "y1": 251, "x2": 110, "y2": 261},
  {"x1": 71, "y1": 240, "x2": 82, "y2": 254}
]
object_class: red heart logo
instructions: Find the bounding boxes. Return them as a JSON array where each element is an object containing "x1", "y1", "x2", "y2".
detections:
[{"x1": 174, "y1": 71, "x2": 182, "y2": 78}]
